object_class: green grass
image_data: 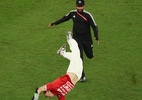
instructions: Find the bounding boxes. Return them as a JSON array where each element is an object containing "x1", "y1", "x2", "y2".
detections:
[{"x1": 0, "y1": 0, "x2": 142, "y2": 100}]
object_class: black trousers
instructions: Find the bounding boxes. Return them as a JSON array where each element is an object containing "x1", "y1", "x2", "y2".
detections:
[{"x1": 74, "y1": 38, "x2": 94, "y2": 77}]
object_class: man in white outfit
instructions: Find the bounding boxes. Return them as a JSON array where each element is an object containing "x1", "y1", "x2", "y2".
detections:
[{"x1": 32, "y1": 30, "x2": 83, "y2": 100}]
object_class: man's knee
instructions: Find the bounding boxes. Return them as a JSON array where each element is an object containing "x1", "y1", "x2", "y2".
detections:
[
  {"x1": 88, "y1": 56, "x2": 93, "y2": 59},
  {"x1": 87, "y1": 54, "x2": 94, "y2": 59}
]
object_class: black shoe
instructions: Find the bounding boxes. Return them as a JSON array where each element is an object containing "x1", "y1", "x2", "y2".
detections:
[{"x1": 80, "y1": 76, "x2": 87, "y2": 82}]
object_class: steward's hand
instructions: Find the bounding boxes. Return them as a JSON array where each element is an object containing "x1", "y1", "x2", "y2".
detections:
[
  {"x1": 97, "y1": 40, "x2": 100, "y2": 45},
  {"x1": 48, "y1": 23, "x2": 55, "y2": 27},
  {"x1": 94, "y1": 37, "x2": 100, "y2": 45}
]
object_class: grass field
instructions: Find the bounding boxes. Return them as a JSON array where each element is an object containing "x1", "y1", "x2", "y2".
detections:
[{"x1": 0, "y1": 0, "x2": 142, "y2": 100}]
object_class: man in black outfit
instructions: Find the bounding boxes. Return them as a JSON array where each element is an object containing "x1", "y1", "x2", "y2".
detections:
[{"x1": 48, "y1": 0, "x2": 99, "y2": 82}]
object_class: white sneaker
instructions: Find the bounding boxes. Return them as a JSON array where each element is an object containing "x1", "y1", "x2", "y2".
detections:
[
  {"x1": 66, "y1": 30, "x2": 72, "y2": 40},
  {"x1": 80, "y1": 76, "x2": 87, "y2": 82},
  {"x1": 57, "y1": 44, "x2": 66, "y2": 55}
]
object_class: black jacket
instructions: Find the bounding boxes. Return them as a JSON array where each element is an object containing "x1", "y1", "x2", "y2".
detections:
[{"x1": 52, "y1": 9, "x2": 99, "y2": 41}]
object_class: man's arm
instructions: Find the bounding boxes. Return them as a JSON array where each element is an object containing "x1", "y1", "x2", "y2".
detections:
[
  {"x1": 48, "y1": 12, "x2": 72, "y2": 27},
  {"x1": 31, "y1": 86, "x2": 46, "y2": 100},
  {"x1": 92, "y1": 25, "x2": 100, "y2": 45},
  {"x1": 92, "y1": 25, "x2": 99, "y2": 40},
  {"x1": 88, "y1": 14, "x2": 99, "y2": 44}
]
